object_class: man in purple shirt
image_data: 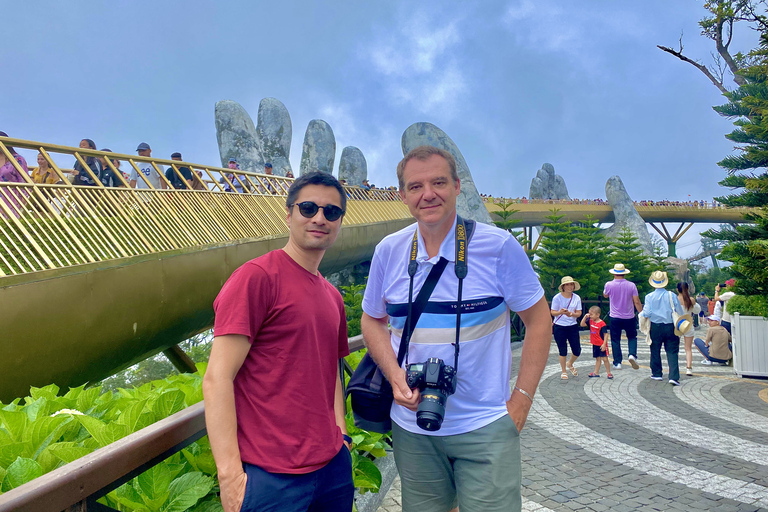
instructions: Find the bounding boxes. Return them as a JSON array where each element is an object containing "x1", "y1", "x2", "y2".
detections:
[{"x1": 603, "y1": 264, "x2": 643, "y2": 370}]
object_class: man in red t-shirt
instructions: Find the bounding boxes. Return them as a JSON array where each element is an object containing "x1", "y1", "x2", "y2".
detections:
[{"x1": 203, "y1": 172, "x2": 353, "y2": 512}]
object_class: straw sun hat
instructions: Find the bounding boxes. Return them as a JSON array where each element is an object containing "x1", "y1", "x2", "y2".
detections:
[
  {"x1": 558, "y1": 276, "x2": 581, "y2": 292},
  {"x1": 609, "y1": 263, "x2": 630, "y2": 274},
  {"x1": 649, "y1": 270, "x2": 669, "y2": 288}
]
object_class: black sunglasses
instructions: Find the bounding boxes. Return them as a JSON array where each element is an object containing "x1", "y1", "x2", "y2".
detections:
[{"x1": 289, "y1": 201, "x2": 345, "y2": 221}]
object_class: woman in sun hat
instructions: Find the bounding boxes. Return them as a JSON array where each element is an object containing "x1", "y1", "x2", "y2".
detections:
[
  {"x1": 638, "y1": 271, "x2": 685, "y2": 386},
  {"x1": 603, "y1": 263, "x2": 644, "y2": 371},
  {"x1": 551, "y1": 276, "x2": 583, "y2": 380}
]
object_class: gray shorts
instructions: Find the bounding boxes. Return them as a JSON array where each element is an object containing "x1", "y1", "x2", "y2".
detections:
[{"x1": 392, "y1": 415, "x2": 521, "y2": 512}]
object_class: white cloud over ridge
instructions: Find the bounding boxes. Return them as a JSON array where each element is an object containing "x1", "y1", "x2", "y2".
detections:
[{"x1": 365, "y1": 9, "x2": 469, "y2": 119}]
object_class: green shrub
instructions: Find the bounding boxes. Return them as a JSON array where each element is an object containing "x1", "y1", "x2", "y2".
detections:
[
  {"x1": 726, "y1": 294, "x2": 768, "y2": 318},
  {"x1": 0, "y1": 356, "x2": 388, "y2": 508}
]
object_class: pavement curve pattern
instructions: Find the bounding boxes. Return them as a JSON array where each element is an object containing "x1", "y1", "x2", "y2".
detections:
[{"x1": 376, "y1": 330, "x2": 768, "y2": 512}]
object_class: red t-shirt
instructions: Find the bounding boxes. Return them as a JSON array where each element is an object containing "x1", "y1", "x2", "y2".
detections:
[
  {"x1": 588, "y1": 318, "x2": 608, "y2": 346},
  {"x1": 213, "y1": 249, "x2": 350, "y2": 474}
]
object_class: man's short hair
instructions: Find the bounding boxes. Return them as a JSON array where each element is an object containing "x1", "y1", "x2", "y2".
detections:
[
  {"x1": 171, "y1": 152, "x2": 182, "y2": 159},
  {"x1": 286, "y1": 172, "x2": 346, "y2": 213},
  {"x1": 396, "y1": 146, "x2": 458, "y2": 190}
]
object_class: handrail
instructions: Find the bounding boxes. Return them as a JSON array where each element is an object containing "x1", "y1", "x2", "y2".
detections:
[
  {"x1": 0, "y1": 335, "x2": 368, "y2": 512},
  {"x1": 0, "y1": 137, "x2": 407, "y2": 278}
]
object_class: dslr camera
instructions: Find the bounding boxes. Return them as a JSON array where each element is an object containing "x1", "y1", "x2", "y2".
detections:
[{"x1": 405, "y1": 357, "x2": 458, "y2": 431}]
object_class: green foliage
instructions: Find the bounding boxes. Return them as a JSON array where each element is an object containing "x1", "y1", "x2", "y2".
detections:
[
  {"x1": 570, "y1": 215, "x2": 613, "y2": 300},
  {"x1": 339, "y1": 282, "x2": 366, "y2": 337},
  {"x1": 491, "y1": 198, "x2": 527, "y2": 246},
  {"x1": 707, "y1": 27, "x2": 768, "y2": 296},
  {"x1": 726, "y1": 294, "x2": 768, "y2": 318},
  {"x1": 610, "y1": 227, "x2": 655, "y2": 296},
  {"x1": 691, "y1": 265, "x2": 734, "y2": 296},
  {"x1": 533, "y1": 210, "x2": 579, "y2": 299},
  {"x1": 99, "y1": 331, "x2": 214, "y2": 392}
]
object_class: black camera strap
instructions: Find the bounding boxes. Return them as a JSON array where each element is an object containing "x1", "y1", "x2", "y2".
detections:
[{"x1": 399, "y1": 216, "x2": 475, "y2": 368}]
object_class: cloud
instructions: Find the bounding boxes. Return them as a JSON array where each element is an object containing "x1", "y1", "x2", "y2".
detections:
[
  {"x1": 501, "y1": 1, "x2": 646, "y2": 57},
  {"x1": 365, "y1": 9, "x2": 469, "y2": 119}
]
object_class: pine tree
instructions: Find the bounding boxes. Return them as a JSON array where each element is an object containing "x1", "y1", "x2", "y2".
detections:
[
  {"x1": 533, "y1": 210, "x2": 579, "y2": 299},
  {"x1": 572, "y1": 215, "x2": 613, "y2": 300},
  {"x1": 705, "y1": 31, "x2": 768, "y2": 295},
  {"x1": 610, "y1": 226, "x2": 654, "y2": 296},
  {"x1": 491, "y1": 198, "x2": 527, "y2": 247}
]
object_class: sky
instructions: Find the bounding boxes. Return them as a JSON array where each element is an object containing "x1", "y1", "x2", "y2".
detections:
[{"x1": 1, "y1": 1, "x2": 759, "y2": 259}]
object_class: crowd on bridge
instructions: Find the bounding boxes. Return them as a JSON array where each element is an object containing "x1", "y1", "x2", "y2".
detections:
[{"x1": 482, "y1": 195, "x2": 727, "y2": 208}]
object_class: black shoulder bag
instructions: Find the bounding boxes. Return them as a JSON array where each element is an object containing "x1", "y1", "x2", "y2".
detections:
[{"x1": 346, "y1": 217, "x2": 475, "y2": 433}]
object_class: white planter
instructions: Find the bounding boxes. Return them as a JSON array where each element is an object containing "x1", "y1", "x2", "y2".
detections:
[{"x1": 732, "y1": 313, "x2": 768, "y2": 378}]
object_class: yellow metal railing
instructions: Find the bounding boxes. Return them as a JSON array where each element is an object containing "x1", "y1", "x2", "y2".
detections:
[{"x1": 0, "y1": 136, "x2": 408, "y2": 277}]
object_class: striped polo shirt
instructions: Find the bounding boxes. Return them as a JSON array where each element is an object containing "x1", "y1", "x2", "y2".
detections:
[{"x1": 362, "y1": 216, "x2": 544, "y2": 436}]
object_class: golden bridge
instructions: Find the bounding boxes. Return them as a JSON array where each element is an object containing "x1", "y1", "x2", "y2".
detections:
[{"x1": 0, "y1": 136, "x2": 756, "y2": 401}]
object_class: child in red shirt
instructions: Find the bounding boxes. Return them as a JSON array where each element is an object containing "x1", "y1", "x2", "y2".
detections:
[{"x1": 580, "y1": 305, "x2": 613, "y2": 379}]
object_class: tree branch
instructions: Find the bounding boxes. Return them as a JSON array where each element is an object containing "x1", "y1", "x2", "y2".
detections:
[
  {"x1": 714, "y1": 17, "x2": 747, "y2": 85},
  {"x1": 657, "y1": 44, "x2": 729, "y2": 94}
]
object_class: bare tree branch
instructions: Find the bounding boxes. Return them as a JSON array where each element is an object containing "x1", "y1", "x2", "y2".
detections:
[
  {"x1": 714, "y1": 16, "x2": 747, "y2": 85},
  {"x1": 657, "y1": 44, "x2": 729, "y2": 94}
]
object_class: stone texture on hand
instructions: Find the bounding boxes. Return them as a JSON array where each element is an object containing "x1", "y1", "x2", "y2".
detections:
[
  {"x1": 300, "y1": 119, "x2": 336, "y2": 175},
  {"x1": 338, "y1": 146, "x2": 368, "y2": 186}
]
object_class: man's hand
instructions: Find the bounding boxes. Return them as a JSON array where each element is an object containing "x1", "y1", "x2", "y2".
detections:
[
  {"x1": 219, "y1": 471, "x2": 247, "y2": 512},
  {"x1": 506, "y1": 389, "x2": 533, "y2": 433},
  {"x1": 389, "y1": 367, "x2": 421, "y2": 411}
]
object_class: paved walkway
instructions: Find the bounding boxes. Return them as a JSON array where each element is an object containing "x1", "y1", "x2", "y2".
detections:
[{"x1": 376, "y1": 326, "x2": 768, "y2": 512}]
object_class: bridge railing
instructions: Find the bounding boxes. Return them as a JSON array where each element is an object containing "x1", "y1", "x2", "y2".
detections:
[
  {"x1": 0, "y1": 137, "x2": 406, "y2": 277},
  {"x1": 0, "y1": 335, "x2": 367, "y2": 512}
]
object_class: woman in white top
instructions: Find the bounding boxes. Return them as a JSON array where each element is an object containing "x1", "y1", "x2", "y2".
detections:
[
  {"x1": 714, "y1": 283, "x2": 735, "y2": 334},
  {"x1": 551, "y1": 276, "x2": 583, "y2": 380},
  {"x1": 677, "y1": 282, "x2": 698, "y2": 376}
]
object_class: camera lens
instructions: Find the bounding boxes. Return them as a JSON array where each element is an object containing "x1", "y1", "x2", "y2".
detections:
[{"x1": 416, "y1": 390, "x2": 447, "y2": 431}]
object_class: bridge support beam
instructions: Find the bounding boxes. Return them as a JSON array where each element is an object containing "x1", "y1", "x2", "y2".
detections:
[
  {"x1": 648, "y1": 222, "x2": 694, "y2": 258},
  {"x1": 163, "y1": 345, "x2": 197, "y2": 374}
]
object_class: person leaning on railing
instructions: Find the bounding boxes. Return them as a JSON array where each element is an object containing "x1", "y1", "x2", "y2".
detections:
[
  {"x1": 0, "y1": 131, "x2": 28, "y2": 217},
  {"x1": 32, "y1": 151, "x2": 58, "y2": 184},
  {"x1": 97, "y1": 149, "x2": 125, "y2": 187},
  {"x1": 72, "y1": 138, "x2": 103, "y2": 186}
]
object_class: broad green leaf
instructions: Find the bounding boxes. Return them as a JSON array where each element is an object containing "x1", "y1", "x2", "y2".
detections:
[
  {"x1": 190, "y1": 499, "x2": 223, "y2": 512},
  {"x1": 2, "y1": 399, "x2": 21, "y2": 411},
  {"x1": 29, "y1": 384, "x2": 59, "y2": 402},
  {"x1": 180, "y1": 449, "x2": 199, "y2": 472},
  {"x1": 368, "y1": 446, "x2": 387, "y2": 458},
  {"x1": 62, "y1": 384, "x2": 87, "y2": 407},
  {"x1": 151, "y1": 390, "x2": 186, "y2": 420},
  {"x1": 136, "y1": 463, "x2": 172, "y2": 502},
  {"x1": 0, "y1": 410, "x2": 29, "y2": 442},
  {"x1": 0, "y1": 429, "x2": 13, "y2": 446},
  {"x1": 1, "y1": 457, "x2": 43, "y2": 492},
  {"x1": 116, "y1": 400, "x2": 149, "y2": 433},
  {"x1": 165, "y1": 462, "x2": 187, "y2": 481},
  {"x1": 24, "y1": 416, "x2": 70, "y2": 459},
  {"x1": 194, "y1": 451, "x2": 217, "y2": 477},
  {"x1": 162, "y1": 472, "x2": 214, "y2": 512},
  {"x1": 0, "y1": 443, "x2": 30, "y2": 469},
  {"x1": 194, "y1": 362, "x2": 208, "y2": 377},
  {"x1": 353, "y1": 456, "x2": 381, "y2": 491},
  {"x1": 46, "y1": 442, "x2": 92, "y2": 464},
  {"x1": 22, "y1": 397, "x2": 49, "y2": 422},
  {"x1": 34, "y1": 445, "x2": 60, "y2": 474},
  {"x1": 76, "y1": 387, "x2": 101, "y2": 413},
  {"x1": 0, "y1": 466, "x2": 6, "y2": 487},
  {"x1": 74, "y1": 415, "x2": 108, "y2": 447},
  {"x1": 113, "y1": 482, "x2": 148, "y2": 510}
]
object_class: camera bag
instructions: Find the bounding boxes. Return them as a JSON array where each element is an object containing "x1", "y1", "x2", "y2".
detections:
[{"x1": 346, "y1": 257, "x2": 448, "y2": 433}]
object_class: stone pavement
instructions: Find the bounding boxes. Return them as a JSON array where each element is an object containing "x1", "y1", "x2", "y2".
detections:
[{"x1": 376, "y1": 327, "x2": 768, "y2": 512}]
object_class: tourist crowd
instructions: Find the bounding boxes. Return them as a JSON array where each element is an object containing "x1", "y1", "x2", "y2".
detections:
[
  {"x1": 482, "y1": 195, "x2": 725, "y2": 209},
  {"x1": 551, "y1": 265, "x2": 734, "y2": 386}
]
